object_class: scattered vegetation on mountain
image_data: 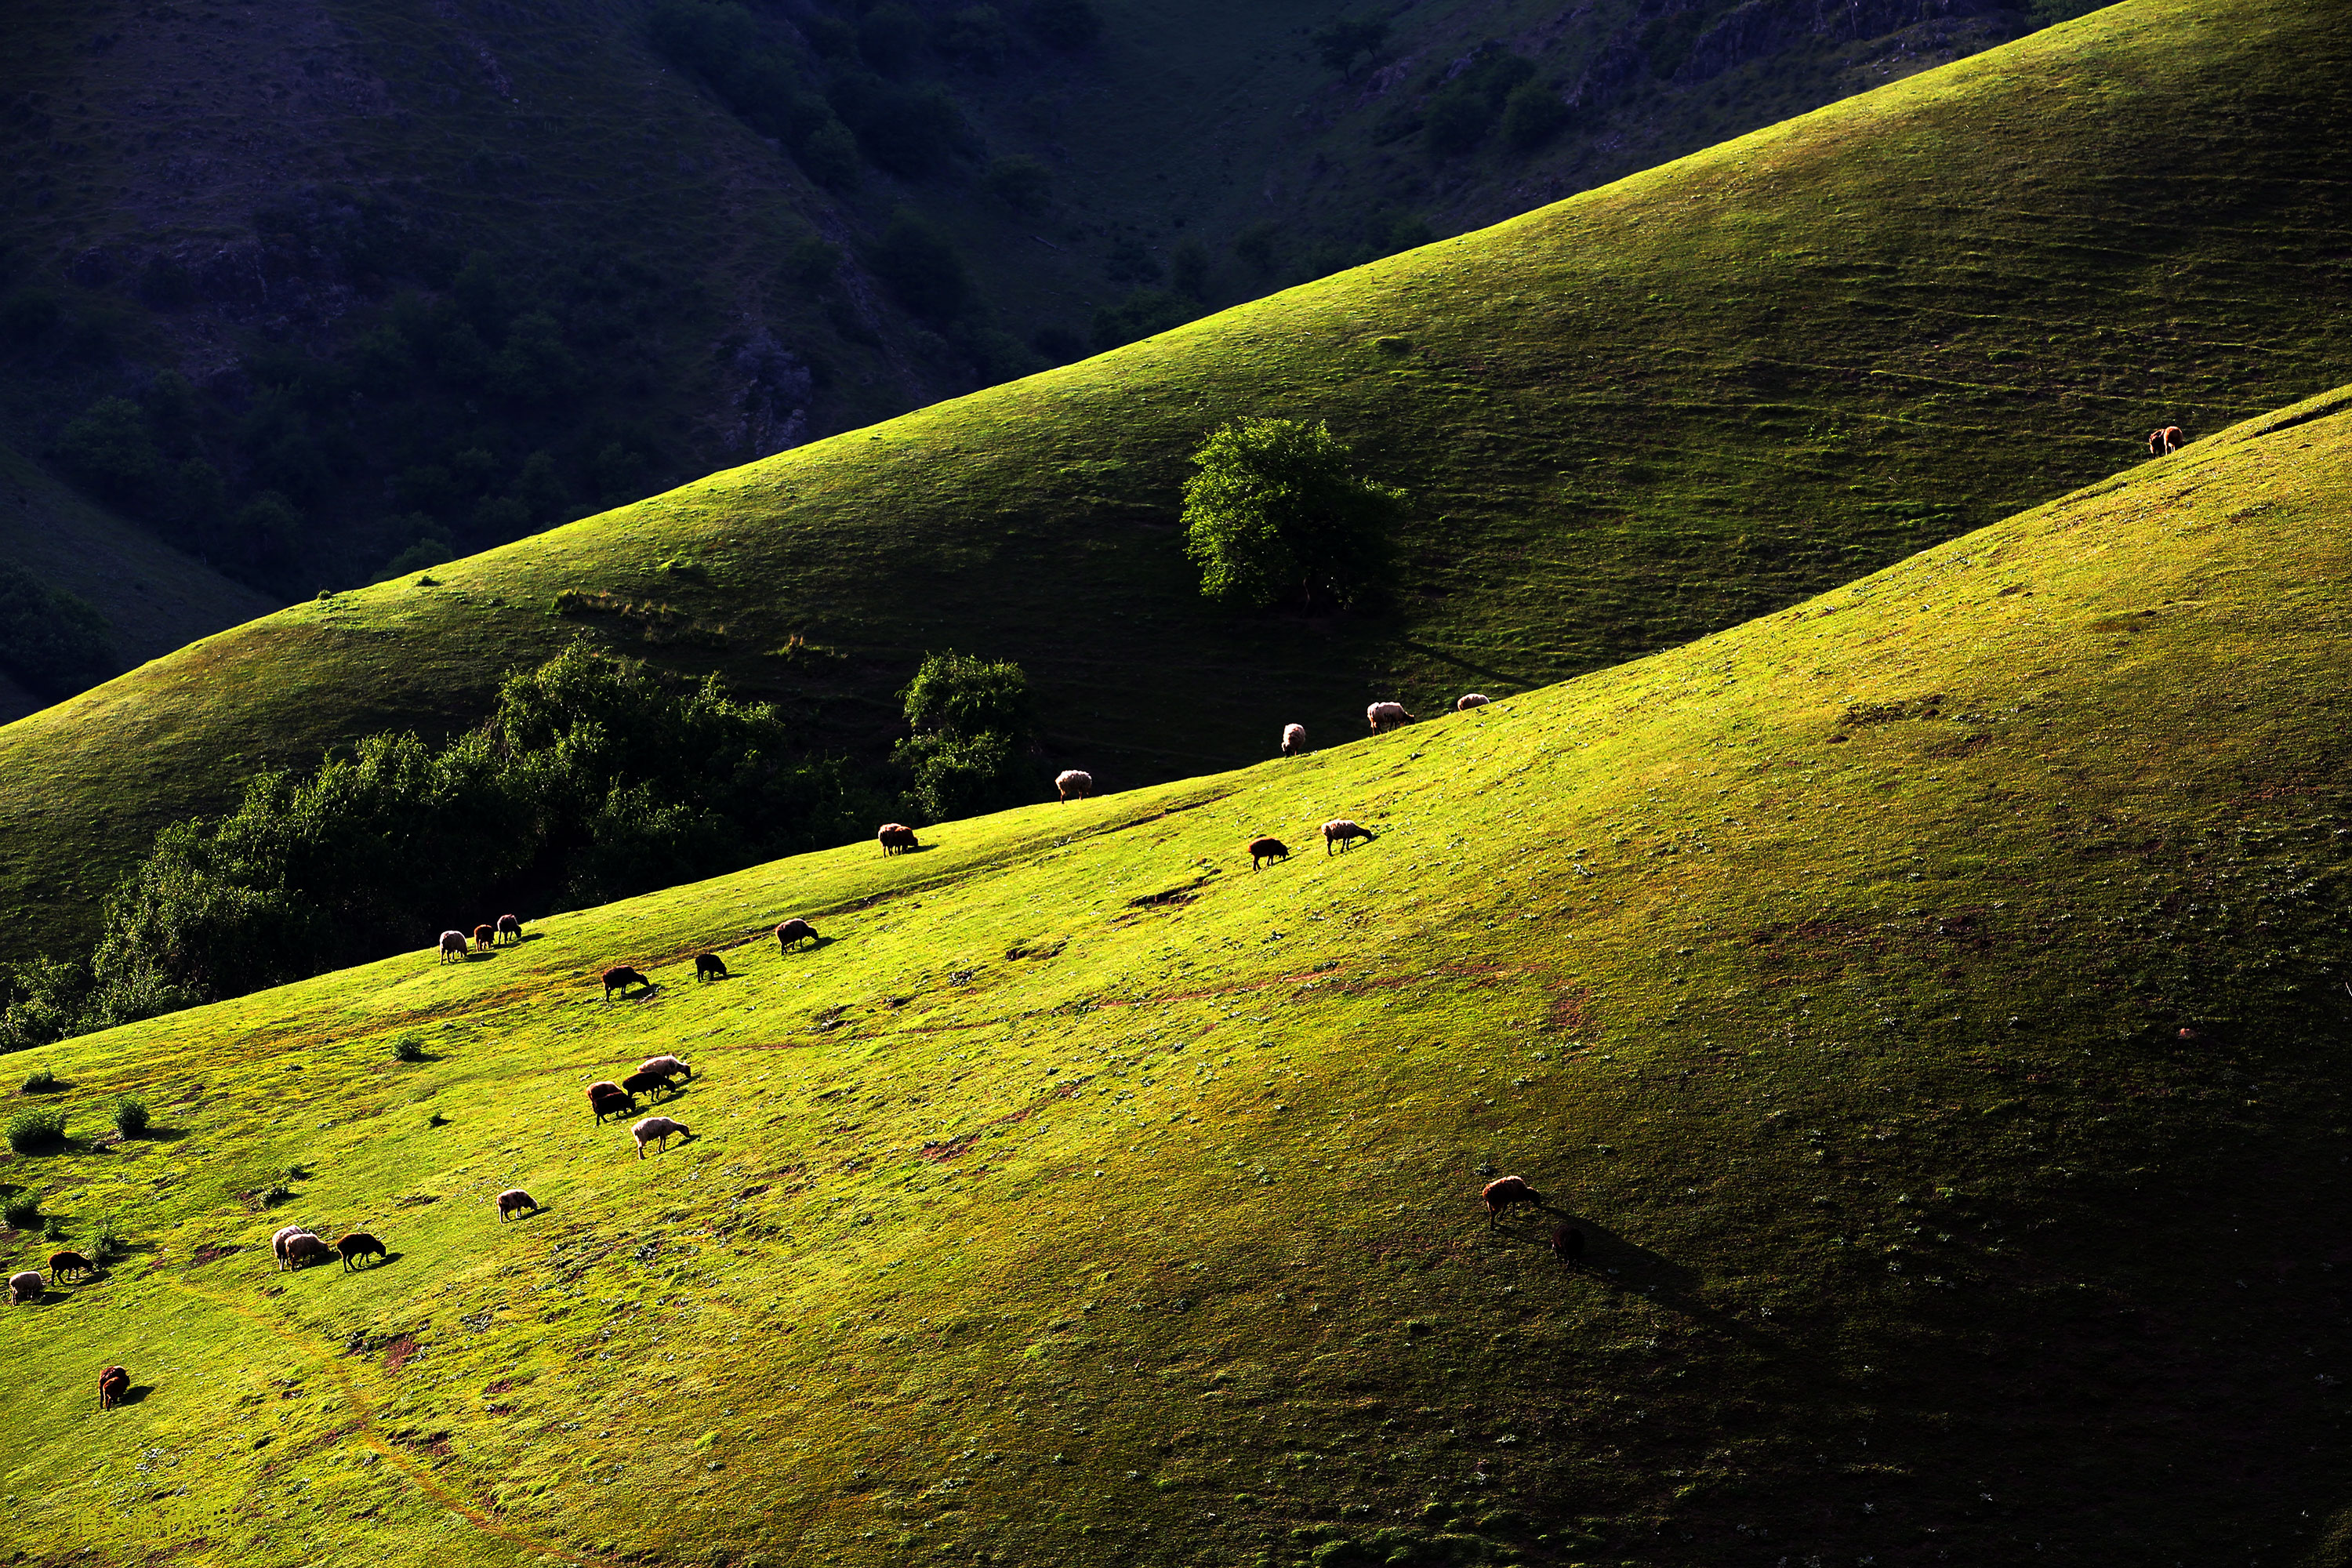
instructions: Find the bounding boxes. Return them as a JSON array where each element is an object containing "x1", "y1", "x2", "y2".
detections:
[
  {"x1": 1182, "y1": 418, "x2": 1406, "y2": 612},
  {"x1": 0, "y1": 561, "x2": 114, "y2": 702}
]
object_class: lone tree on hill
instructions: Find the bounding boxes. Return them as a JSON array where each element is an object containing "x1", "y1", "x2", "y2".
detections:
[{"x1": 1181, "y1": 417, "x2": 1404, "y2": 613}]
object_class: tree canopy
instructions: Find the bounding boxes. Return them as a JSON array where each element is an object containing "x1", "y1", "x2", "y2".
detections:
[{"x1": 1180, "y1": 417, "x2": 1404, "y2": 612}]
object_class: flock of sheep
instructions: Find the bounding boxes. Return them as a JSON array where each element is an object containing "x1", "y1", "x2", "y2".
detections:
[{"x1": 32, "y1": 691, "x2": 1573, "y2": 1412}]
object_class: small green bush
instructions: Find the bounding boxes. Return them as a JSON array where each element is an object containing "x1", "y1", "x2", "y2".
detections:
[
  {"x1": 6, "y1": 1106, "x2": 67, "y2": 1154},
  {"x1": 2, "y1": 1194, "x2": 40, "y2": 1231},
  {"x1": 90, "y1": 1210, "x2": 125, "y2": 1262},
  {"x1": 112, "y1": 1096, "x2": 150, "y2": 1137},
  {"x1": 392, "y1": 1035, "x2": 427, "y2": 1062},
  {"x1": 20, "y1": 1067, "x2": 60, "y2": 1094}
]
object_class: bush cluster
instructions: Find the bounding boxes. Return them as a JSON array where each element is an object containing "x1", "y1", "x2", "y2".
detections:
[
  {"x1": 1181, "y1": 418, "x2": 1406, "y2": 612},
  {"x1": 5, "y1": 1107, "x2": 66, "y2": 1155},
  {"x1": 0, "y1": 562, "x2": 117, "y2": 704},
  {"x1": 892, "y1": 651, "x2": 1042, "y2": 823}
]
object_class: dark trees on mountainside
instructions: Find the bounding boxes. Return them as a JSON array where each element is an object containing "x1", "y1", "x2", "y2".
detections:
[{"x1": 1181, "y1": 418, "x2": 1403, "y2": 613}]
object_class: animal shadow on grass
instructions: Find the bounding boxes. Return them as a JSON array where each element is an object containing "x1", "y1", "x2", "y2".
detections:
[
  {"x1": 1501, "y1": 1208, "x2": 1773, "y2": 1348},
  {"x1": 115, "y1": 1384, "x2": 154, "y2": 1406},
  {"x1": 461, "y1": 951, "x2": 497, "y2": 963}
]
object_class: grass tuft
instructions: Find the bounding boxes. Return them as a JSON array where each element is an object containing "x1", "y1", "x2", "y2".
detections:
[
  {"x1": 390, "y1": 1034, "x2": 428, "y2": 1063},
  {"x1": 1, "y1": 1193, "x2": 38, "y2": 1231},
  {"x1": 18, "y1": 1068, "x2": 59, "y2": 1094},
  {"x1": 111, "y1": 1096, "x2": 150, "y2": 1137}
]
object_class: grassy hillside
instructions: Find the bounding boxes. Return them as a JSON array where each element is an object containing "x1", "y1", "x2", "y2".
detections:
[
  {"x1": 3, "y1": 0, "x2": 2347, "y2": 965},
  {"x1": 2, "y1": 385, "x2": 2347, "y2": 1566}
]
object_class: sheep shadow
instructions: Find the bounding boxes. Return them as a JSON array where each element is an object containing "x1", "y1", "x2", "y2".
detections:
[
  {"x1": 612, "y1": 985, "x2": 663, "y2": 1004},
  {"x1": 113, "y1": 1384, "x2": 154, "y2": 1406},
  {"x1": 1514, "y1": 1208, "x2": 1777, "y2": 1348},
  {"x1": 348, "y1": 1251, "x2": 405, "y2": 1272},
  {"x1": 778, "y1": 935, "x2": 836, "y2": 953},
  {"x1": 460, "y1": 951, "x2": 498, "y2": 964}
]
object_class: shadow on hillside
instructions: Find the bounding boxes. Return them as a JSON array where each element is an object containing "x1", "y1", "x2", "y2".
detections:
[
  {"x1": 114, "y1": 1384, "x2": 154, "y2": 1406},
  {"x1": 1506, "y1": 1209, "x2": 1780, "y2": 1349},
  {"x1": 459, "y1": 951, "x2": 497, "y2": 963},
  {"x1": 122, "y1": 1127, "x2": 191, "y2": 1144},
  {"x1": 353, "y1": 1251, "x2": 405, "y2": 1272},
  {"x1": 1388, "y1": 636, "x2": 1548, "y2": 691}
]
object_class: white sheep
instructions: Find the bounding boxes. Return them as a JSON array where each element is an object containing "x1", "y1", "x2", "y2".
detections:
[
  {"x1": 637, "y1": 1054, "x2": 692, "y2": 1084},
  {"x1": 632, "y1": 1116, "x2": 693, "y2": 1158},
  {"x1": 437, "y1": 929, "x2": 466, "y2": 964},
  {"x1": 9, "y1": 1269, "x2": 42, "y2": 1304},
  {"x1": 1055, "y1": 769, "x2": 1094, "y2": 803},
  {"x1": 1322, "y1": 818, "x2": 1376, "y2": 854},
  {"x1": 271, "y1": 1225, "x2": 319, "y2": 1272},
  {"x1": 1455, "y1": 692, "x2": 1490, "y2": 712},
  {"x1": 1280, "y1": 723, "x2": 1307, "y2": 757},
  {"x1": 1366, "y1": 701, "x2": 1416, "y2": 733},
  {"x1": 497, "y1": 1189, "x2": 541, "y2": 1221}
]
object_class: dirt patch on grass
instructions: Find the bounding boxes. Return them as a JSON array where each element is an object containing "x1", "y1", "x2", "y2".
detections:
[{"x1": 383, "y1": 1334, "x2": 422, "y2": 1373}]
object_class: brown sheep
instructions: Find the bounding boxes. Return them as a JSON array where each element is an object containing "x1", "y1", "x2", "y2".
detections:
[
  {"x1": 336, "y1": 1232, "x2": 387, "y2": 1271},
  {"x1": 775, "y1": 918, "x2": 818, "y2": 952},
  {"x1": 1366, "y1": 701, "x2": 1416, "y2": 733},
  {"x1": 282, "y1": 1233, "x2": 334, "y2": 1270},
  {"x1": 496, "y1": 1189, "x2": 540, "y2": 1222},
  {"x1": 437, "y1": 930, "x2": 467, "y2": 964},
  {"x1": 1055, "y1": 769, "x2": 1094, "y2": 803},
  {"x1": 1455, "y1": 692, "x2": 1490, "y2": 712},
  {"x1": 49, "y1": 1250, "x2": 94, "y2": 1284},
  {"x1": 1552, "y1": 1224, "x2": 1585, "y2": 1267},
  {"x1": 270, "y1": 1225, "x2": 318, "y2": 1272},
  {"x1": 1248, "y1": 836, "x2": 1290, "y2": 869},
  {"x1": 694, "y1": 953, "x2": 728, "y2": 983},
  {"x1": 1279, "y1": 723, "x2": 1307, "y2": 757},
  {"x1": 1481, "y1": 1175, "x2": 1544, "y2": 1229},
  {"x1": 9, "y1": 1270, "x2": 42, "y2": 1304},
  {"x1": 588, "y1": 1081, "x2": 637, "y2": 1123},
  {"x1": 877, "y1": 822, "x2": 921, "y2": 855},
  {"x1": 472, "y1": 923, "x2": 494, "y2": 952},
  {"x1": 98, "y1": 1365, "x2": 130, "y2": 1410},
  {"x1": 495, "y1": 913, "x2": 523, "y2": 946},
  {"x1": 2147, "y1": 425, "x2": 2185, "y2": 456},
  {"x1": 601, "y1": 965, "x2": 651, "y2": 1001},
  {"x1": 1322, "y1": 819, "x2": 1376, "y2": 854}
]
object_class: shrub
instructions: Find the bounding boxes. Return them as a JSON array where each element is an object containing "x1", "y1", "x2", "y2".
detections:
[
  {"x1": 1092, "y1": 289, "x2": 1196, "y2": 353},
  {"x1": 983, "y1": 155, "x2": 1051, "y2": 213},
  {"x1": 20, "y1": 1068, "x2": 60, "y2": 1094},
  {"x1": 5, "y1": 1107, "x2": 67, "y2": 1154},
  {"x1": 1171, "y1": 239, "x2": 1210, "y2": 299},
  {"x1": 837, "y1": 82, "x2": 964, "y2": 180},
  {"x1": 1181, "y1": 418, "x2": 1405, "y2": 612},
  {"x1": 1232, "y1": 222, "x2": 1282, "y2": 274},
  {"x1": 938, "y1": 5, "x2": 1011, "y2": 70},
  {"x1": 56, "y1": 397, "x2": 165, "y2": 507},
  {"x1": 1032, "y1": 325, "x2": 1084, "y2": 364},
  {"x1": 896, "y1": 731, "x2": 1034, "y2": 823},
  {"x1": 90, "y1": 1210, "x2": 125, "y2": 1262},
  {"x1": 0, "y1": 289, "x2": 60, "y2": 343},
  {"x1": 2, "y1": 1194, "x2": 38, "y2": 1231},
  {"x1": 111, "y1": 1096, "x2": 150, "y2": 1137},
  {"x1": 858, "y1": 2, "x2": 924, "y2": 74},
  {"x1": 1312, "y1": 16, "x2": 1388, "y2": 77},
  {"x1": 392, "y1": 1034, "x2": 426, "y2": 1062},
  {"x1": 234, "y1": 490, "x2": 303, "y2": 561},
  {"x1": 798, "y1": 118, "x2": 863, "y2": 189},
  {"x1": 1423, "y1": 88, "x2": 1495, "y2": 156},
  {"x1": 1501, "y1": 82, "x2": 1572, "y2": 150},
  {"x1": 894, "y1": 651, "x2": 1040, "y2": 824},
  {"x1": 868, "y1": 209, "x2": 975, "y2": 323},
  {"x1": 0, "y1": 564, "x2": 114, "y2": 702},
  {"x1": 785, "y1": 236, "x2": 842, "y2": 295}
]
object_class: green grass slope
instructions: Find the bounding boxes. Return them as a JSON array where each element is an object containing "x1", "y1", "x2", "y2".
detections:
[
  {"x1": 2, "y1": 0, "x2": 2347, "y2": 967},
  {"x1": 3, "y1": 387, "x2": 2347, "y2": 1566}
]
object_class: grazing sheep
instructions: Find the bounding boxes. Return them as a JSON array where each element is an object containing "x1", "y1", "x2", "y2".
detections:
[
  {"x1": 1552, "y1": 1225, "x2": 1585, "y2": 1267},
  {"x1": 496, "y1": 1189, "x2": 540, "y2": 1222},
  {"x1": 601, "y1": 965, "x2": 651, "y2": 1001},
  {"x1": 775, "y1": 919, "x2": 818, "y2": 952},
  {"x1": 336, "y1": 1232, "x2": 387, "y2": 1271},
  {"x1": 97, "y1": 1365, "x2": 130, "y2": 1410},
  {"x1": 1455, "y1": 693, "x2": 1490, "y2": 712},
  {"x1": 1248, "y1": 836, "x2": 1290, "y2": 869},
  {"x1": 638, "y1": 1054, "x2": 692, "y2": 1084},
  {"x1": 632, "y1": 1116, "x2": 693, "y2": 1159},
  {"x1": 694, "y1": 953, "x2": 728, "y2": 983},
  {"x1": 472, "y1": 923, "x2": 494, "y2": 952},
  {"x1": 49, "y1": 1250, "x2": 94, "y2": 1283},
  {"x1": 1056, "y1": 769, "x2": 1094, "y2": 803},
  {"x1": 270, "y1": 1225, "x2": 318, "y2": 1272},
  {"x1": 1279, "y1": 724, "x2": 1307, "y2": 757},
  {"x1": 1481, "y1": 1175, "x2": 1544, "y2": 1229},
  {"x1": 2148, "y1": 424, "x2": 2185, "y2": 456},
  {"x1": 1322, "y1": 819, "x2": 1375, "y2": 854},
  {"x1": 495, "y1": 913, "x2": 522, "y2": 946},
  {"x1": 282, "y1": 1233, "x2": 334, "y2": 1270},
  {"x1": 619, "y1": 1070, "x2": 673, "y2": 1101},
  {"x1": 877, "y1": 822, "x2": 921, "y2": 855},
  {"x1": 9, "y1": 1270, "x2": 42, "y2": 1304},
  {"x1": 437, "y1": 930, "x2": 467, "y2": 964},
  {"x1": 1366, "y1": 701, "x2": 1416, "y2": 733},
  {"x1": 588, "y1": 1081, "x2": 637, "y2": 1123}
]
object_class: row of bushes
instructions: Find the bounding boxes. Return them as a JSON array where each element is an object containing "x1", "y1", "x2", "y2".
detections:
[{"x1": 0, "y1": 563, "x2": 114, "y2": 702}]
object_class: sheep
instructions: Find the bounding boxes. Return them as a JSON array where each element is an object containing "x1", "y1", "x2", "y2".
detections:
[
  {"x1": 2148, "y1": 424, "x2": 2185, "y2": 456},
  {"x1": 632, "y1": 1116, "x2": 693, "y2": 1158},
  {"x1": 601, "y1": 965, "x2": 651, "y2": 1001},
  {"x1": 1455, "y1": 693, "x2": 1490, "y2": 712},
  {"x1": 336, "y1": 1232, "x2": 387, "y2": 1271},
  {"x1": 877, "y1": 822, "x2": 921, "y2": 855},
  {"x1": 472, "y1": 922, "x2": 494, "y2": 952},
  {"x1": 1248, "y1": 836, "x2": 1290, "y2": 870},
  {"x1": 1481, "y1": 1175, "x2": 1544, "y2": 1229},
  {"x1": 97, "y1": 1365, "x2": 130, "y2": 1410},
  {"x1": 1055, "y1": 769, "x2": 1094, "y2": 803},
  {"x1": 619, "y1": 1070, "x2": 673, "y2": 1102},
  {"x1": 1552, "y1": 1224, "x2": 1585, "y2": 1267},
  {"x1": 495, "y1": 913, "x2": 522, "y2": 946},
  {"x1": 437, "y1": 930, "x2": 467, "y2": 964},
  {"x1": 496, "y1": 1189, "x2": 540, "y2": 1222},
  {"x1": 282, "y1": 1233, "x2": 334, "y2": 1270},
  {"x1": 638, "y1": 1054, "x2": 693, "y2": 1084},
  {"x1": 1279, "y1": 724, "x2": 1307, "y2": 757},
  {"x1": 10, "y1": 1270, "x2": 44, "y2": 1304},
  {"x1": 49, "y1": 1250, "x2": 94, "y2": 1283},
  {"x1": 1322, "y1": 819, "x2": 1375, "y2": 854},
  {"x1": 587, "y1": 1081, "x2": 637, "y2": 1123},
  {"x1": 775, "y1": 918, "x2": 818, "y2": 952},
  {"x1": 270, "y1": 1225, "x2": 319, "y2": 1272},
  {"x1": 1366, "y1": 701, "x2": 1416, "y2": 733},
  {"x1": 694, "y1": 953, "x2": 728, "y2": 983}
]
